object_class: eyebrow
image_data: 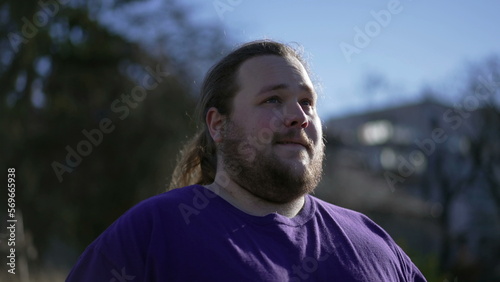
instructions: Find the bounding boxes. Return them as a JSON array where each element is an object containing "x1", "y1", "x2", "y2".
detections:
[{"x1": 257, "y1": 83, "x2": 316, "y2": 97}]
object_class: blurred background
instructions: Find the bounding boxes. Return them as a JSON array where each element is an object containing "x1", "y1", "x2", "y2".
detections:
[{"x1": 0, "y1": 0, "x2": 499, "y2": 281}]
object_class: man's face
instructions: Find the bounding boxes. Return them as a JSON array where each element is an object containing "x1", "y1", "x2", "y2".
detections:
[{"x1": 218, "y1": 55, "x2": 325, "y2": 204}]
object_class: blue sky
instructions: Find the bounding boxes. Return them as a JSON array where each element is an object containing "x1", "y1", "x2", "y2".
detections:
[{"x1": 187, "y1": 0, "x2": 499, "y2": 119}]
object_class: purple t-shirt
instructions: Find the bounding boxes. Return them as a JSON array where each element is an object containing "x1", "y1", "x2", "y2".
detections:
[{"x1": 67, "y1": 185, "x2": 426, "y2": 281}]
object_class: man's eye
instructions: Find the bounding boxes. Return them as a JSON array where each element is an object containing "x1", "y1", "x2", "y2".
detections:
[
  {"x1": 265, "y1": 96, "x2": 281, "y2": 104},
  {"x1": 300, "y1": 99, "x2": 313, "y2": 107}
]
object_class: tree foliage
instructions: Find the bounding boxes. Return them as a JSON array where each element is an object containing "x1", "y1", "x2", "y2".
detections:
[
  {"x1": 424, "y1": 55, "x2": 500, "y2": 281},
  {"x1": 0, "y1": 0, "x2": 227, "y2": 268}
]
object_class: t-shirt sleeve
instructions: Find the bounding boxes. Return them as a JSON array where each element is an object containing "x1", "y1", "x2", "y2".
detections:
[
  {"x1": 330, "y1": 204, "x2": 428, "y2": 281},
  {"x1": 66, "y1": 244, "x2": 124, "y2": 282},
  {"x1": 361, "y1": 213, "x2": 427, "y2": 281},
  {"x1": 393, "y1": 243, "x2": 427, "y2": 282},
  {"x1": 66, "y1": 199, "x2": 156, "y2": 281}
]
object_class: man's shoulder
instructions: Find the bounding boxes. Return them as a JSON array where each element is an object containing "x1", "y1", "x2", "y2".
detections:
[
  {"x1": 87, "y1": 185, "x2": 206, "y2": 236},
  {"x1": 92, "y1": 185, "x2": 206, "y2": 245},
  {"x1": 127, "y1": 185, "x2": 208, "y2": 217},
  {"x1": 307, "y1": 195, "x2": 389, "y2": 236},
  {"x1": 307, "y1": 195, "x2": 426, "y2": 281},
  {"x1": 133, "y1": 184, "x2": 204, "y2": 207},
  {"x1": 308, "y1": 194, "x2": 366, "y2": 219}
]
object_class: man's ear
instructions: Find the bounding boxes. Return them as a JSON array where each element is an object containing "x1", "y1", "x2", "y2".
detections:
[{"x1": 206, "y1": 107, "x2": 226, "y2": 143}]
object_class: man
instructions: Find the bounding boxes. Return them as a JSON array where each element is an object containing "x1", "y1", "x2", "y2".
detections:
[{"x1": 67, "y1": 40, "x2": 426, "y2": 281}]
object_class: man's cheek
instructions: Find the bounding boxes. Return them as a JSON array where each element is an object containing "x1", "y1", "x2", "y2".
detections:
[
  {"x1": 268, "y1": 116, "x2": 282, "y2": 131},
  {"x1": 311, "y1": 119, "x2": 323, "y2": 142},
  {"x1": 238, "y1": 141, "x2": 257, "y2": 162}
]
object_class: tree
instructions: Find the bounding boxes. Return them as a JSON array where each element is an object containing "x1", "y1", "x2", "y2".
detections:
[
  {"x1": 0, "y1": 0, "x2": 228, "y2": 273},
  {"x1": 425, "y1": 55, "x2": 500, "y2": 281}
]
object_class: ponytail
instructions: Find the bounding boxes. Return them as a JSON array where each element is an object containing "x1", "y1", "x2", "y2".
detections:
[{"x1": 168, "y1": 129, "x2": 217, "y2": 190}]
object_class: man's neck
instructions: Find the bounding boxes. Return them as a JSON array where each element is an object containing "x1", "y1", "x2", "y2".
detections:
[{"x1": 205, "y1": 173, "x2": 305, "y2": 218}]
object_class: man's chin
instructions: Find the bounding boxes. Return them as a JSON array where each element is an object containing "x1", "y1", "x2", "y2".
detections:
[
  {"x1": 243, "y1": 179, "x2": 311, "y2": 204},
  {"x1": 232, "y1": 161, "x2": 315, "y2": 204},
  {"x1": 273, "y1": 144, "x2": 310, "y2": 159},
  {"x1": 273, "y1": 157, "x2": 310, "y2": 175},
  {"x1": 258, "y1": 191, "x2": 308, "y2": 205}
]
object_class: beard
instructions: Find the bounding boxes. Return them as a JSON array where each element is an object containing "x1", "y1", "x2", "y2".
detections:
[{"x1": 218, "y1": 121, "x2": 325, "y2": 204}]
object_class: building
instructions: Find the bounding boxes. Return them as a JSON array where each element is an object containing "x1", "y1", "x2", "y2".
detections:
[{"x1": 316, "y1": 99, "x2": 500, "y2": 280}]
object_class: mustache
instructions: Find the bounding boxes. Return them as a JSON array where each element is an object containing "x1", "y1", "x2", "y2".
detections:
[
  {"x1": 221, "y1": 121, "x2": 319, "y2": 151},
  {"x1": 272, "y1": 130, "x2": 314, "y2": 149}
]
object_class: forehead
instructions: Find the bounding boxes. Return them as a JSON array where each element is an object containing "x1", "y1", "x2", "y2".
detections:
[{"x1": 236, "y1": 55, "x2": 314, "y2": 94}]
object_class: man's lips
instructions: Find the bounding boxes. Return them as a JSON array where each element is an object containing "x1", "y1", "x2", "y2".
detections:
[
  {"x1": 275, "y1": 140, "x2": 310, "y2": 149},
  {"x1": 273, "y1": 130, "x2": 313, "y2": 150}
]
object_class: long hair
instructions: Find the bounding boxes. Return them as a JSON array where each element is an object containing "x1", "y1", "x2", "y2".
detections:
[{"x1": 168, "y1": 40, "x2": 308, "y2": 190}]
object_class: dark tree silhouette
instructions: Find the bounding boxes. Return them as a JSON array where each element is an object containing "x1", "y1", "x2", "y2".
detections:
[{"x1": 0, "y1": 0, "x2": 228, "y2": 275}]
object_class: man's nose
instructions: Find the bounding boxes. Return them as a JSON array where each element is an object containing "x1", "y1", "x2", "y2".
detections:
[{"x1": 283, "y1": 102, "x2": 309, "y2": 129}]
